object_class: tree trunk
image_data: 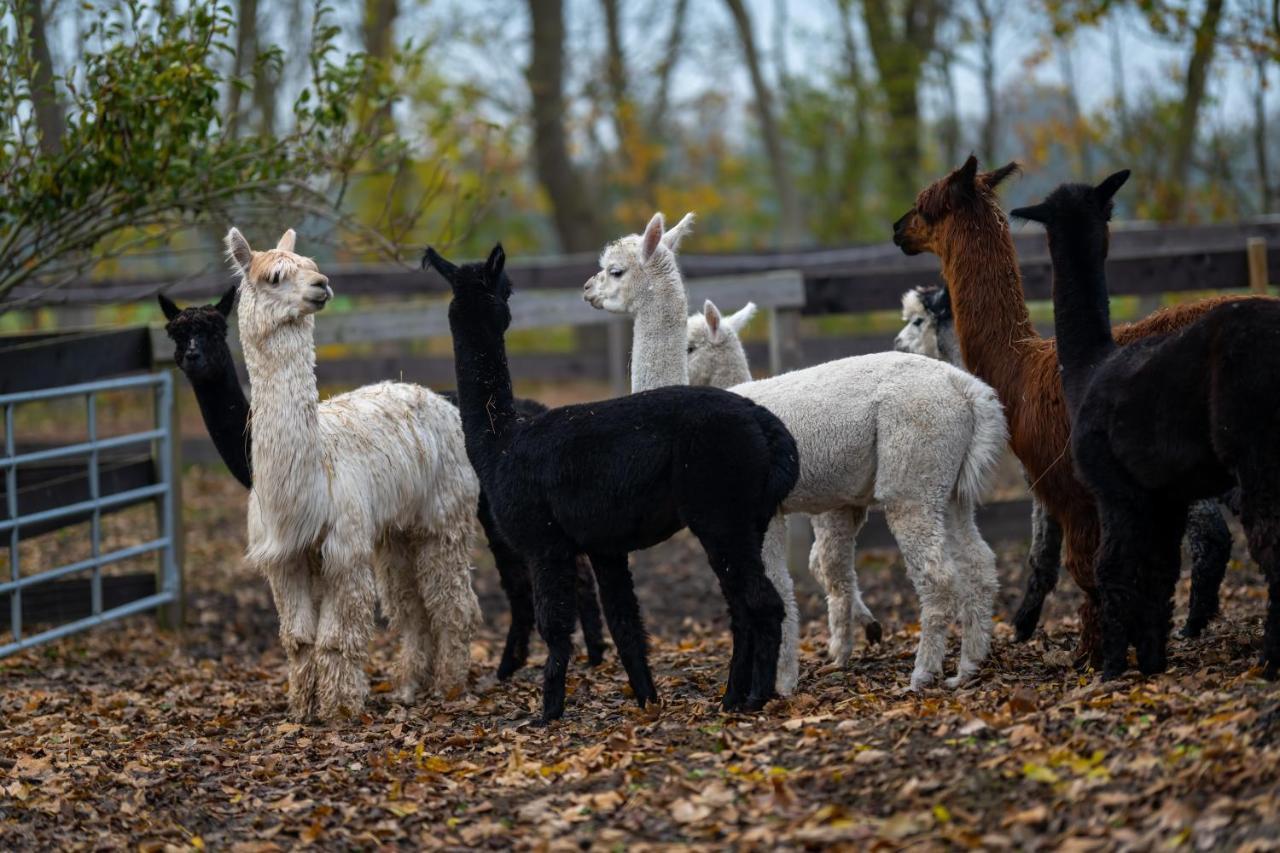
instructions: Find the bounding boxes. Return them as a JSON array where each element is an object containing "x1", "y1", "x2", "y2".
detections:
[
  {"x1": 648, "y1": 0, "x2": 689, "y2": 136},
  {"x1": 226, "y1": 0, "x2": 258, "y2": 137},
  {"x1": 1166, "y1": 0, "x2": 1225, "y2": 218},
  {"x1": 23, "y1": 0, "x2": 65, "y2": 156},
  {"x1": 861, "y1": 0, "x2": 945, "y2": 207},
  {"x1": 1255, "y1": 54, "x2": 1271, "y2": 214},
  {"x1": 974, "y1": 0, "x2": 998, "y2": 165},
  {"x1": 359, "y1": 0, "x2": 398, "y2": 136},
  {"x1": 527, "y1": 0, "x2": 602, "y2": 252},
  {"x1": 724, "y1": 0, "x2": 804, "y2": 246}
]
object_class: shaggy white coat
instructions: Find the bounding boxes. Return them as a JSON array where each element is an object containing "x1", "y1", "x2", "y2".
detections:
[
  {"x1": 687, "y1": 302, "x2": 1006, "y2": 687},
  {"x1": 230, "y1": 228, "x2": 481, "y2": 721}
]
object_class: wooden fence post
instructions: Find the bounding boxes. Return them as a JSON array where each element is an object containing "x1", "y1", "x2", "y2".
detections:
[
  {"x1": 606, "y1": 320, "x2": 629, "y2": 397},
  {"x1": 768, "y1": 307, "x2": 812, "y2": 575},
  {"x1": 1248, "y1": 237, "x2": 1269, "y2": 294}
]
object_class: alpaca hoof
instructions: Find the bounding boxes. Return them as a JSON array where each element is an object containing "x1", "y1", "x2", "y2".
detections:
[
  {"x1": 1100, "y1": 663, "x2": 1127, "y2": 682},
  {"x1": 740, "y1": 694, "x2": 770, "y2": 713},
  {"x1": 1179, "y1": 618, "x2": 1209, "y2": 639},
  {"x1": 585, "y1": 647, "x2": 606, "y2": 668},
  {"x1": 944, "y1": 671, "x2": 977, "y2": 689},
  {"x1": 909, "y1": 671, "x2": 936, "y2": 691},
  {"x1": 1257, "y1": 653, "x2": 1278, "y2": 681},
  {"x1": 865, "y1": 621, "x2": 883, "y2": 645},
  {"x1": 721, "y1": 694, "x2": 745, "y2": 713},
  {"x1": 393, "y1": 684, "x2": 418, "y2": 706},
  {"x1": 1012, "y1": 607, "x2": 1042, "y2": 643},
  {"x1": 827, "y1": 635, "x2": 853, "y2": 666},
  {"x1": 496, "y1": 653, "x2": 528, "y2": 682}
]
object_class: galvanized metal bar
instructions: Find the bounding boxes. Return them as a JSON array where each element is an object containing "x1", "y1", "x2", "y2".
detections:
[
  {"x1": 0, "y1": 483, "x2": 168, "y2": 535},
  {"x1": 0, "y1": 538, "x2": 167, "y2": 594},
  {"x1": 87, "y1": 393, "x2": 102, "y2": 617},
  {"x1": 5, "y1": 403, "x2": 18, "y2": 644},
  {"x1": 0, "y1": 429, "x2": 166, "y2": 469},
  {"x1": 156, "y1": 372, "x2": 178, "y2": 601},
  {"x1": 0, "y1": 591, "x2": 176, "y2": 656},
  {"x1": 0, "y1": 373, "x2": 165, "y2": 406}
]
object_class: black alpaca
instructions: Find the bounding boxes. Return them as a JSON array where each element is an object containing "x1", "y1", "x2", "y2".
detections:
[
  {"x1": 897, "y1": 283, "x2": 1233, "y2": 640},
  {"x1": 158, "y1": 288, "x2": 606, "y2": 678},
  {"x1": 1013, "y1": 170, "x2": 1280, "y2": 679},
  {"x1": 431, "y1": 243, "x2": 799, "y2": 722}
]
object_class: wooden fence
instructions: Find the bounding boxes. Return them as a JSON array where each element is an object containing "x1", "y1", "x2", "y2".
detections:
[{"x1": 4, "y1": 218, "x2": 1276, "y2": 568}]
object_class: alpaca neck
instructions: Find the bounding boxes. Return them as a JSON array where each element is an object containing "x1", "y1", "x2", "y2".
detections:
[
  {"x1": 449, "y1": 318, "x2": 517, "y2": 476},
  {"x1": 240, "y1": 317, "x2": 326, "y2": 523},
  {"x1": 189, "y1": 361, "x2": 253, "y2": 489},
  {"x1": 938, "y1": 205, "x2": 1037, "y2": 402},
  {"x1": 718, "y1": 337, "x2": 753, "y2": 387},
  {"x1": 629, "y1": 278, "x2": 689, "y2": 392},
  {"x1": 1046, "y1": 231, "x2": 1116, "y2": 411}
]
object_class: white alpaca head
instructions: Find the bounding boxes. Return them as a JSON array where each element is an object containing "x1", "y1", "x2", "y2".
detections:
[
  {"x1": 685, "y1": 300, "x2": 757, "y2": 388},
  {"x1": 583, "y1": 212, "x2": 694, "y2": 314},
  {"x1": 894, "y1": 285, "x2": 960, "y2": 366},
  {"x1": 225, "y1": 228, "x2": 333, "y2": 333}
]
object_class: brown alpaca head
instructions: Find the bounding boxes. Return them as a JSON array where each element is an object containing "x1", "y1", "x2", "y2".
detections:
[{"x1": 892, "y1": 155, "x2": 1020, "y2": 257}]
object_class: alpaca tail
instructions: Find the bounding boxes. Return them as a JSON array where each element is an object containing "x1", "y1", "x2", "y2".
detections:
[
  {"x1": 755, "y1": 407, "x2": 801, "y2": 520},
  {"x1": 948, "y1": 369, "x2": 1008, "y2": 506}
]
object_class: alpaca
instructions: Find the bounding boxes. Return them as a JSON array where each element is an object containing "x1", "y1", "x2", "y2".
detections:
[
  {"x1": 891, "y1": 284, "x2": 1233, "y2": 640},
  {"x1": 429, "y1": 243, "x2": 799, "y2": 721},
  {"x1": 586, "y1": 212, "x2": 1013, "y2": 691},
  {"x1": 229, "y1": 227, "x2": 483, "y2": 721},
  {"x1": 158, "y1": 288, "x2": 607, "y2": 680},
  {"x1": 892, "y1": 156, "x2": 1255, "y2": 662},
  {"x1": 679, "y1": 295, "x2": 1008, "y2": 689},
  {"x1": 159, "y1": 286, "x2": 253, "y2": 488},
  {"x1": 1012, "y1": 171, "x2": 1280, "y2": 679}
]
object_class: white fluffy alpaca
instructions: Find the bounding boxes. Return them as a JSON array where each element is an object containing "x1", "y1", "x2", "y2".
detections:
[
  {"x1": 229, "y1": 228, "x2": 482, "y2": 721},
  {"x1": 586, "y1": 214, "x2": 1006, "y2": 689}
]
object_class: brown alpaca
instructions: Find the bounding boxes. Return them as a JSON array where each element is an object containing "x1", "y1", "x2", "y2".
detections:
[{"x1": 892, "y1": 156, "x2": 1267, "y2": 664}]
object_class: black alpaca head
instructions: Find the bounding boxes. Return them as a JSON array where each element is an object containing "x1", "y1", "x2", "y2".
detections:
[
  {"x1": 1010, "y1": 170, "x2": 1131, "y2": 253},
  {"x1": 425, "y1": 244, "x2": 512, "y2": 333},
  {"x1": 158, "y1": 286, "x2": 238, "y2": 383}
]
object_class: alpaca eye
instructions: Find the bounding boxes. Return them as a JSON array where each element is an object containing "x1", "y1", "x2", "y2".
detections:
[
  {"x1": 609, "y1": 267, "x2": 623, "y2": 278},
  {"x1": 271, "y1": 271, "x2": 280, "y2": 284},
  {"x1": 913, "y1": 318, "x2": 924, "y2": 327},
  {"x1": 686, "y1": 345, "x2": 695, "y2": 354}
]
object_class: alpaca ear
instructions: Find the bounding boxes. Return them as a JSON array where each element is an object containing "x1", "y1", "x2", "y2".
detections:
[
  {"x1": 661, "y1": 212, "x2": 695, "y2": 253},
  {"x1": 946, "y1": 154, "x2": 980, "y2": 206},
  {"x1": 981, "y1": 162, "x2": 1020, "y2": 191},
  {"x1": 929, "y1": 285, "x2": 951, "y2": 320},
  {"x1": 1095, "y1": 169, "x2": 1131, "y2": 202},
  {"x1": 276, "y1": 229, "x2": 297, "y2": 252},
  {"x1": 225, "y1": 228, "x2": 253, "y2": 273},
  {"x1": 641, "y1": 213, "x2": 665, "y2": 262},
  {"x1": 157, "y1": 293, "x2": 181, "y2": 322},
  {"x1": 422, "y1": 247, "x2": 459, "y2": 280},
  {"x1": 486, "y1": 243, "x2": 506, "y2": 280},
  {"x1": 1009, "y1": 203, "x2": 1050, "y2": 224},
  {"x1": 725, "y1": 302, "x2": 758, "y2": 334},
  {"x1": 215, "y1": 285, "x2": 237, "y2": 317},
  {"x1": 703, "y1": 300, "x2": 723, "y2": 341}
]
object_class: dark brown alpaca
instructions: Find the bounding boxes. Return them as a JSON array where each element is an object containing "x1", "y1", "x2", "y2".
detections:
[{"x1": 892, "y1": 156, "x2": 1266, "y2": 664}]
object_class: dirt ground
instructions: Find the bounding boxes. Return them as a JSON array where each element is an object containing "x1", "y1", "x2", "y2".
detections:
[{"x1": 2, "y1": 467, "x2": 1278, "y2": 850}]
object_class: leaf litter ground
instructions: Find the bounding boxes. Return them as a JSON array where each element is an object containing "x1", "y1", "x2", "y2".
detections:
[{"x1": 2, "y1": 469, "x2": 1278, "y2": 850}]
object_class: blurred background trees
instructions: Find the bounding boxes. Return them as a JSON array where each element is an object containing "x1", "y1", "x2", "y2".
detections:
[{"x1": 4, "y1": 0, "x2": 1279, "y2": 297}]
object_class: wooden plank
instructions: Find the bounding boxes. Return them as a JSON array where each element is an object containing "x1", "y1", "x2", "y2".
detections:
[
  {"x1": 0, "y1": 573, "x2": 156, "y2": 630},
  {"x1": 9, "y1": 220, "x2": 1280, "y2": 307},
  {"x1": 1248, "y1": 238, "x2": 1269, "y2": 294},
  {"x1": 0, "y1": 328, "x2": 153, "y2": 394}
]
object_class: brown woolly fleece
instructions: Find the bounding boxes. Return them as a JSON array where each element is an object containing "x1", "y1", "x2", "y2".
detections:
[{"x1": 895, "y1": 158, "x2": 1274, "y2": 663}]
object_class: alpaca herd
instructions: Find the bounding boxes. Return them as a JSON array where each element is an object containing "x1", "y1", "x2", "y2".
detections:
[{"x1": 158, "y1": 158, "x2": 1278, "y2": 725}]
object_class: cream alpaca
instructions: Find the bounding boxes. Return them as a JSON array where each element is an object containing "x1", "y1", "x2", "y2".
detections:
[
  {"x1": 686, "y1": 300, "x2": 1007, "y2": 688},
  {"x1": 230, "y1": 228, "x2": 481, "y2": 721},
  {"x1": 588, "y1": 214, "x2": 1006, "y2": 688}
]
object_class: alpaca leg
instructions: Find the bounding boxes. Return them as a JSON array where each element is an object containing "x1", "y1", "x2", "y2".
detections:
[
  {"x1": 574, "y1": 555, "x2": 608, "y2": 667},
  {"x1": 762, "y1": 516, "x2": 800, "y2": 695},
  {"x1": 809, "y1": 507, "x2": 879, "y2": 666},
  {"x1": 479, "y1": 496, "x2": 536, "y2": 681},
  {"x1": 588, "y1": 553, "x2": 658, "y2": 707},
  {"x1": 1090, "y1": 496, "x2": 1150, "y2": 680},
  {"x1": 945, "y1": 500, "x2": 998, "y2": 688},
  {"x1": 702, "y1": 534, "x2": 785, "y2": 713},
  {"x1": 1012, "y1": 497, "x2": 1063, "y2": 642},
  {"x1": 415, "y1": 527, "x2": 482, "y2": 699},
  {"x1": 882, "y1": 500, "x2": 954, "y2": 690},
  {"x1": 313, "y1": 533, "x2": 377, "y2": 720},
  {"x1": 263, "y1": 553, "x2": 320, "y2": 721},
  {"x1": 372, "y1": 534, "x2": 433, "y2": 705},
  {"x1": 529, "y1": 551, "x2": 579, "y2": 723},
  {"x1": 1181, "y1": 499, "x2": 1231, "y2": 638},
  {"x1": 1134, "y1": 502, "x2": 1187, "y2": 675},
  {"x1": 1235, "y1": 479, "x2": 1280, "y2": 678}
]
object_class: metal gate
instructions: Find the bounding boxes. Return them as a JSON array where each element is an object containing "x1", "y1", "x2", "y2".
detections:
[{"x1": 1, "y1": 372, "x2": 179, "y2": 655}]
